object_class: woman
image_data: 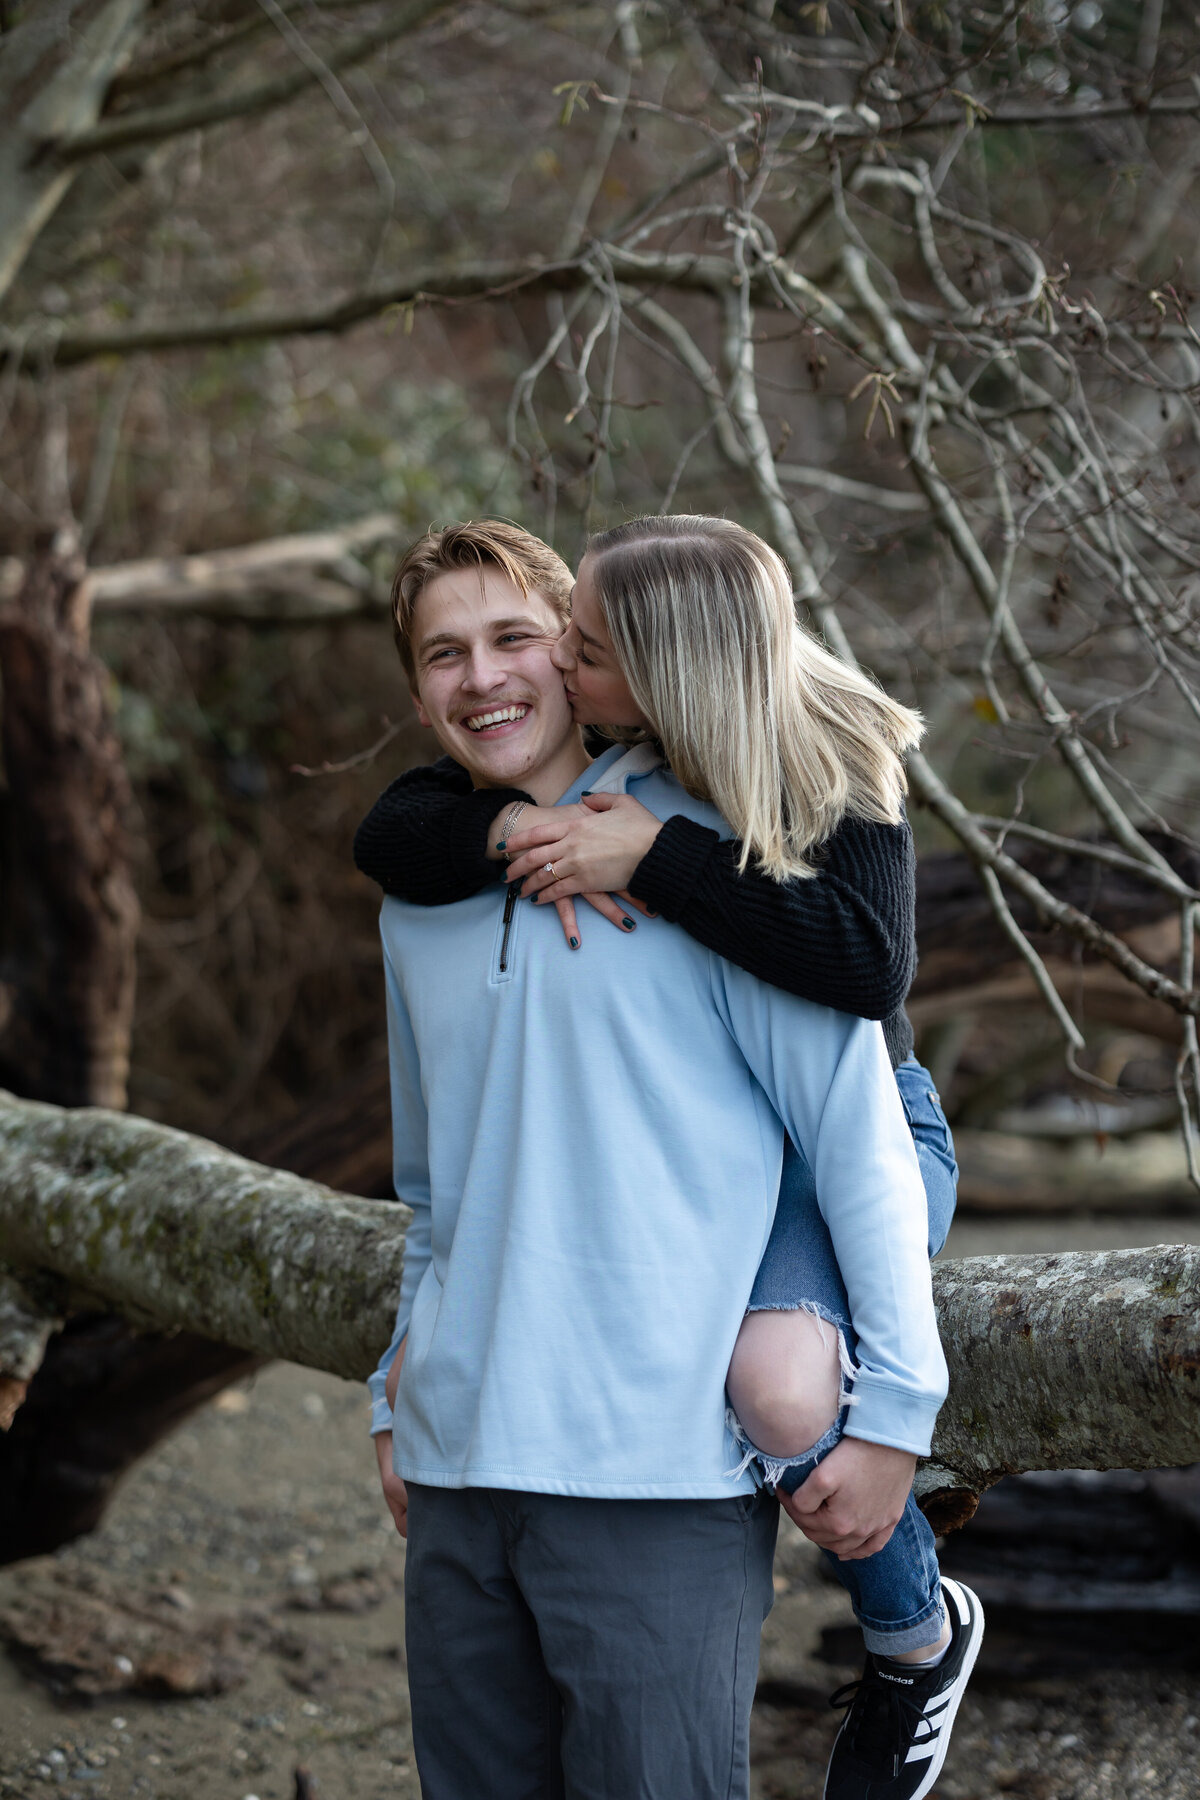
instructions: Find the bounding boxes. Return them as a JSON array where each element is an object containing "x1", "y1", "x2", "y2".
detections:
[{"x1": 359, "y1": 516, "x2": 977, "y2": 1800}]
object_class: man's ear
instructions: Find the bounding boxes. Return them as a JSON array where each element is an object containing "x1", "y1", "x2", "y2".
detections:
[{"x1": 411, "y1": 685, "x2": 432, "y2": 730}]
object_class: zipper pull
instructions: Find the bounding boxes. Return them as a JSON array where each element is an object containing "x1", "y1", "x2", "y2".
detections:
[{"x1": 499, "y1": 884, "x2": 517, "y2": 972}]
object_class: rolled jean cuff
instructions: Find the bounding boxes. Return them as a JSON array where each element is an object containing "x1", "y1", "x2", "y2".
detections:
[{"x1": 859, "y1": 1590, "x2": 946, "y2": 1657}]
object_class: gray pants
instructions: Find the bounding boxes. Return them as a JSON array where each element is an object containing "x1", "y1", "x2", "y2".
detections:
[{"x1": 404, "y1": 1483, "x2": 779, "y2": 1800}]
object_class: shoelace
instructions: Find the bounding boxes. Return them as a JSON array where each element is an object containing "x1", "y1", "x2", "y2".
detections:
[{"x1": 829, "y1": 1673, "x2": 939, "y2": 1779}]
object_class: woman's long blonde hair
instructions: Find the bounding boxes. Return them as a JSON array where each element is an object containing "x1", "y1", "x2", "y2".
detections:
[{"x1": 586, "y1": 515, "x2": 923, "y2": 881}]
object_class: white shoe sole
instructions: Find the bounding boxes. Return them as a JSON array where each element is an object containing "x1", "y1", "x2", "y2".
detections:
[{"x1": 907, "y1": 1578, "x2": 985, "y2": 1800}]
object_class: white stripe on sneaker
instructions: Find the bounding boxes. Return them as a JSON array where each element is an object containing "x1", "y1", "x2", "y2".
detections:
[{"x1": 906, "y1": 1580, "x2": 985, "y2": 1800}]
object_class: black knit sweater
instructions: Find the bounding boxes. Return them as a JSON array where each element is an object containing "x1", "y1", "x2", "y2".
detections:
[{"x1": 353, "y1": 756, "x2": 917, "y2": 1066}]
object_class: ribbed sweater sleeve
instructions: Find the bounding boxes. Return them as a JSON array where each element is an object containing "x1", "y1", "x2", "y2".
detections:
[
  {"x1": 628, "y1": 812, "x2": 917, "y2": 1023},
  {"x1": 352, "y1": 757, "x2": 531, "y2": 904}
]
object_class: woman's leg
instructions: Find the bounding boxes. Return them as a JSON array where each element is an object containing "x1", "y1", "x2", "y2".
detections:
[
  {"x1": 725, "y1": 1308, "x2": 842, "y2": 1461},
  {"x1": 727, "y1": 1060, "x2": 958, "y2": 1655},
  {"x1": 732, "y1": 1065, "x2": 982, "y2": 1797},
  {"x1": 892, "y1": 1058, "x2": 958, "y2": 1258}
]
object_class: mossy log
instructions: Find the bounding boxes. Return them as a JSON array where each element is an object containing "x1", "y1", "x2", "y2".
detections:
[
  {"x1": 0, "y1": 1267, "x2": 65, "y2": 1429},
  {"x1": 0, "y1": 1090, "x2": 409, "y2": 1383},
  {"x1": 916, "y1": 1245, "x2": 1200, "y2": 1530},
  {"x1": 1, "y1": 1092, "x2": 1197, "y2": 1534}
]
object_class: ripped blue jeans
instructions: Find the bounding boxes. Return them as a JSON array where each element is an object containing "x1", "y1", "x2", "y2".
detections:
[{"x1": 730, "y1": 1058, "x2": 958, "y2": 1655}]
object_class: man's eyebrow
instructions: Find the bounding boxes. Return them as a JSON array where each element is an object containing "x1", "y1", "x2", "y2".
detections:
[{"x1": 416, "y1": 616, "x2": 555, "y2": 656}]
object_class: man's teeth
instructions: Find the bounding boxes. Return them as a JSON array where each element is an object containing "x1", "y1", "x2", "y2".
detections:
[{"x1": 466, "y1": 705, "x2": 529, "y2": 731}]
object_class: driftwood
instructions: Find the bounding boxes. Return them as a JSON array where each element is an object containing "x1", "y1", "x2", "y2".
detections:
[
  {"x1": 0, "y1": 1091, "x2": 409, "y2": 1379},
  {"x1": 916, "y1": 1245, "x2": 1200, "y2": 1530},
  {"x1": 0, "y1": 1313, "x2": 264, "y2": 1562},
  {"x1": 1, "y1": 1091, "x2": 1198, "y2": 1546},
  {"x1": 0, "y1": 1267, "x2": 64, "y2": 1429},
  {"x1": 82, "y1": 514, "x2": 400, "y2": 621},
  {"x1": 0, "y1": 1053, "x2": 396, "y2": 1563}
]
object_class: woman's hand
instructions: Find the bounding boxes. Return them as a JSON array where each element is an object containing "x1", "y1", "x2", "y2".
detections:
[
  {"x1": 502, "y1": 794, "x2": 663, "y2": 945},
  {"x1": 492, "y1": 801, "x2": 635, "y2": 945},
  {"x1": 487, "y1": 802, "x2": 563, "y2": 861},
  {"x1": 779, "y1": 1439, "x2": 917, "y2": 1560}
]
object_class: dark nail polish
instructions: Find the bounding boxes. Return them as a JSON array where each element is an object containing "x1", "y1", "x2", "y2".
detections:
[
  {"x1": 496, "y1": 839, "x2": 507, "y2": 851},
  {"x1": 581, "y1": 789, "x2": 592, "y2": 796},
  {"x1": 622, "y1": 917, "x2": 636, "y2": 931},
  {"x1": 569, "y1": 936, "x2": 579, "y2": 949}
]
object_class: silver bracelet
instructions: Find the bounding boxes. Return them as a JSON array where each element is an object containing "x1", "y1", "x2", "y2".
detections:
[{"x1": 498, "y1": 801, "x2": 528, "y2": 862}]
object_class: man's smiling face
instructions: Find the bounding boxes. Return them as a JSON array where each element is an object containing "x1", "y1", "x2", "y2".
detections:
[{"x1": 410, "y1": 566, "x2": 580, "y2": 791}]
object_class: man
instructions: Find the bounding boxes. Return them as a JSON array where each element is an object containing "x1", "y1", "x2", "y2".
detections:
[{"x1": 367, "y1": 519, "x2": 947, "y2": 1799}]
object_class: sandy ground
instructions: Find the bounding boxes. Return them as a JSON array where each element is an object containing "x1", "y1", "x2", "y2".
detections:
[{"x1": 1, "y1": 1213, "x2": 1198, "y2": 1800}]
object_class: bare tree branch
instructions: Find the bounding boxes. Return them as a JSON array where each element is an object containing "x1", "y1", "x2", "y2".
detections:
[
  {"x1": 0, "y1": 0, "x2": 147, "y2": 304},
  {"x1": 51, "y1": 0, "x2": 452, "y2": 164},
  {"x1": 85, "y1": 512, "x2": 401, "y2": 619},
  {"x1": 776, "y1": 463, "x2": 928, "y2": 512}
]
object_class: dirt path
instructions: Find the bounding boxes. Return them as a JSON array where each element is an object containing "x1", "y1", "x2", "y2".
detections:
[{"x1": 1, "y1": 1214, "x2": 1198, "y2": 1800}]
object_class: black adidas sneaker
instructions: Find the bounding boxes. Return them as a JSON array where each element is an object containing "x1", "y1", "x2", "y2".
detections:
[{"x1": 824, "y1": 1577, "x2": 984, "y2": 1800}]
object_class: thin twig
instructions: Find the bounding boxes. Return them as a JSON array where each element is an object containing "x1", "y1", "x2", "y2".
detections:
[{"x1": 291, "y1": 719, "x2": 406, "y2": 778}]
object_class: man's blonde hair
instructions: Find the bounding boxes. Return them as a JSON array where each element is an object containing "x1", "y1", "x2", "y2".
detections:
[
  {"x1": 586, "y1": 515, "x2": 924, "y2": 882},
  {"x1": 391, "y1": 520, "x2": 573, "y2": 684}
]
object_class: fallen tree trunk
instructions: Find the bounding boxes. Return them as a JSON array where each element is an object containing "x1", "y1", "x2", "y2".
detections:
[
  {"x1": 0, "y1": 1056, "x2": 397, "y2": 1563},
  {"x1": 1, "y1": 1092, "x2": 1197, "y2": 1542},
  {"x1": 0, "y1": 1267, "x2": 65, "y2": 1429},
  {"x1": 83, "y1": 514, "x2": 401, "y2": 621},
  {"x1": 916, "y1": 1246, "x2": 1200, "y2": 1529},
  {"x1": 0, "y1": 1092, "x2": 409, "y2": 1380}
]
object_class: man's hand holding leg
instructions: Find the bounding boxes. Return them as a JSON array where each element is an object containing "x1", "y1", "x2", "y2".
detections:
[{"x1": 780, "y1": 1438, "x2": 916, "y2": 1561}]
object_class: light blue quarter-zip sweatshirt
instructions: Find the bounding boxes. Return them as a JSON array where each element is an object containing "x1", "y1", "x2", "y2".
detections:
[{"x1": 368, "y1": 746, "x2": 946, "y2": 1498}]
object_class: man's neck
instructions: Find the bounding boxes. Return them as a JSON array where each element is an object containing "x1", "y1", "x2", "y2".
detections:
[{"x1": 478, "y1": 733, "x2": 592, "y2": 806}]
